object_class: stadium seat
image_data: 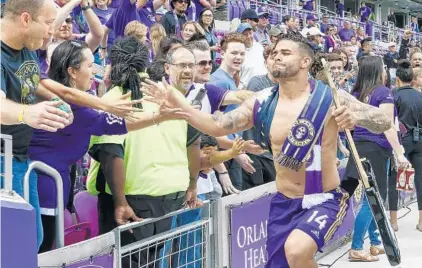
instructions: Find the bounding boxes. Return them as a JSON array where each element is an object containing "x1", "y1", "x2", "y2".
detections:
[
  {"x1": 73, "y1": 191, "x2": 99, "y2": 238},
  {"x1": 64, "y1": 222, "x2": 92, "y2": 247}
]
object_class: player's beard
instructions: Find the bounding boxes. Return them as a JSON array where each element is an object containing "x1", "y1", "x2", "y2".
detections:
[{"x1": 272, "y1": 63, "x2": 300, "y2": 79}]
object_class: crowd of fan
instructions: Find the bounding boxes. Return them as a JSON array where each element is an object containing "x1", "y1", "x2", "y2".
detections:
[{"x1": 1, "y1": 0, "x2": 422, "y2": 266}]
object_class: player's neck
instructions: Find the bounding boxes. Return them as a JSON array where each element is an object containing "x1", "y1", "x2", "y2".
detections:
[
  {"x1": 277, "y1": 75, "x2": 310, "y2": 100},
  {"x1": 1, "y1": 21, "x2": 24, "y2": 50}
]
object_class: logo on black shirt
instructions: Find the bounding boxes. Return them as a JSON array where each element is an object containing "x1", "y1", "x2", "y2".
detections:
[{"x1": 15, "y1": 61, "x2": 39, "y2": 104}]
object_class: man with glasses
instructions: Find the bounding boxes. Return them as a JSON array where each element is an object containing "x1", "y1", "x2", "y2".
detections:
[
  {"x1": 161, "y1": 0, "x2": 189, "y2": 36},
  {"x1": 254, "y1": 8, "x2": 271, "y2": 46}
]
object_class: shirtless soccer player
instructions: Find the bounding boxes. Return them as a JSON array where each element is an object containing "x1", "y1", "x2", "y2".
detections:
[{"x1": 142, "y1": 33, "x2": 392, "y2": 268}]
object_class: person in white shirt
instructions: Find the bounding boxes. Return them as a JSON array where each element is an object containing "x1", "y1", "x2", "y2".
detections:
[{"x1": 236, "y1": 23, "x2": 267, "y2": 90}]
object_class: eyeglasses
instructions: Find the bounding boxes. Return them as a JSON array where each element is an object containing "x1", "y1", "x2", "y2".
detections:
[
  {"x1": 176, "y1": 0, "x2": 189, "y2": 4},
  {"x1": 65, "y1": 18, "x2": 72, "y2": 24},
  {"x1": 197, "y1": 60, "x2": 213, "y2": 67},
  {"x1": 169, "y1": 62, "x2": 195, "y2": 69},
  {"x1": 202, "y1": 14, "x2": 213, "y2": 18}
]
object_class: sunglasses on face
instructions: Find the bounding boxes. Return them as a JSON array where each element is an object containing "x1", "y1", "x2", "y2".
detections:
[
  {"x1": 176, "y1": 0, "x2": 189, "y2": 4},
  {"x1": 197, "y1": 60, "x2": 213, "y2": 67}
]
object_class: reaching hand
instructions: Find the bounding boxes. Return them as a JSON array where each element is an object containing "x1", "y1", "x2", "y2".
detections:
[
  {"x1": 230, "y1": 138, "x2": 246, "y2": 155},
  {"x1": 218, "y1": 173, "x2": 240, "y2": 194},
  {"x1": 103, "y1": 92, "x2": 144, "y2": 121},
  {"x1": 156, "y1": 104, "x2": 189, "y2": 122},
  {"x1": 244, "y1": 140, "x2": 265, "y2": 155},
  {"x1": 235, "y1": 153, "x2": 256, "y2": 174},
  {"x1": 185, "y1": 186, "x2": 203, "y2": 209},
  {"x1": 141, "y1": 78, "x2": 190, "y2": 111},
  {"x1": 24, "y1": 101, "x2": 72, "y2": 132},
  {"x1": 332, "y1": 106, "x2": 356, "y2": 130},
  {"x1": 114, "y1": 204, "x2": 142, "y2": 226}
]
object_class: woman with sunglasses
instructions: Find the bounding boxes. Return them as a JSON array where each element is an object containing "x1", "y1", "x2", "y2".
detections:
[
  {"x1": 198, "y1": 8, "x2": 219, "y2": 69},
  {"x1": 30, "y1": 39, "x2": 187, "y2": 252},
  {"x1": 345, "y1": 56, "x2": 410, "y2": 262}
]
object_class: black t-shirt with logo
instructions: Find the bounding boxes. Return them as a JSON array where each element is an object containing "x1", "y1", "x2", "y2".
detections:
[{"x1": 1, "y1": 41, "x2": 40, "y2": 160}]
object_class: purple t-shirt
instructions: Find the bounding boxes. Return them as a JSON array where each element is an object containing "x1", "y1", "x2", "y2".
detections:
[
  {"x1": 109, "y1": 0, "x2": 121, "y2": 9},
  {"x1": 359, "y1": 6, "x2": 371, "y2": 22},
  {"x1": 301, "y1": 0, "x2": 314, "y2": 11},
  {"x1": 138, "y1": 0, "x2": 157, "y2": 28},
  {"x1": 352, "y1": 85, "x2": 394, "y2": 149},
  {"x1": 339, "y1": 28, "x2": 355, "y2": 41},
  {"x1": 106, "y1": 0, "x2": 139, "y2": 38},
  {"x1": 29, "y1": 104, "x2": 127, "y2": 209}
]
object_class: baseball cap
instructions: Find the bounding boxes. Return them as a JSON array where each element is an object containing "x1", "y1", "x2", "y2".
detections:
[
  {"x1": 269, "y1": 27, "x2": 282, "y2": 37},
  {"x1": 305, "y1": 27, "x2": 325, "y2": 37},
  {"x1": 241, "y1": 9, "x2": 259, "y2": 20},
  {"x1": 236, "y1": 23, "x2": 253, "y2": 33},
  {"x1": 307, "y1": 14, "x2": 317, "y2": 21},
  {"x1": 257, "y1": 7, "x2": 269, "y2": 18}
]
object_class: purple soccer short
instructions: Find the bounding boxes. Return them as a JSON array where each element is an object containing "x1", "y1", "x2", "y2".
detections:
[{"x1": 266, "y1": 188, "x2": 349, "y2": 268}]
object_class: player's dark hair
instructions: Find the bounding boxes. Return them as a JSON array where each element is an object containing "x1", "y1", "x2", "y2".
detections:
[
  {"x1": 109, "y1": 36, "x2": 149, "y2": 108},
  {"x1": 48, "y1": 40, "x2": 89, "y2": 87},
  {"x1": 273, "y1": 32, "x2": 315, "y2": 65}
]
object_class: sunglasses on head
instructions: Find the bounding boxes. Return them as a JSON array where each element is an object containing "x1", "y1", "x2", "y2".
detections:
[{"x1": 197, "y1": 60, "x2": 213, "y2": 67}]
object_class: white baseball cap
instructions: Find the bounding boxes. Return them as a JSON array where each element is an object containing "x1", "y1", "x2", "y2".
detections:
[{"x1": 305, "y1": 27, "x2": 325, "y2": 37}]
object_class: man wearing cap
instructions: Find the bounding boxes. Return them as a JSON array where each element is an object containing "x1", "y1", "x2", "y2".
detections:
[
  {"x1": 304, "y1": 27, "x2": 325, "y2": 52},
  {"x1": 384, "y1": 42, "x2": 399, "y2": 71},
  {"x1": 161, "y1": 0, "x2": 189, "y2": 36},
  {"x1": 236, "y1": 23, "x2": 267, "y2": 90},
  {"x1": 339, "y1": 21, "x2": 355, "y2": 42},
  {"x1": 254, "y1": 7, "x2": 271, "y2": 46},
  {"x1": 240, "y1": 8, "x2": 258, "y2": 31},
  {"x1": 301, "y1": 14, "x2": 317, "y2": 37},
  {"x1": 269, "y1": 27, "x2": 282, "y2": 44}
]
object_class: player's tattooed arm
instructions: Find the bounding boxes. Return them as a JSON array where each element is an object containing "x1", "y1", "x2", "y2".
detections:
[
  {"x1": 211, "y1": 103, "x2": 254, "y2": 133},
  {"x1": 337, "y1": 90, "x2": 392, "y2": 134}
]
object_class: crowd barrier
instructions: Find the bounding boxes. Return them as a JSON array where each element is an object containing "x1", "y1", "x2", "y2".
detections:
[{"x1": 1, "y1": 143, "x2": 418, "y2": 267}]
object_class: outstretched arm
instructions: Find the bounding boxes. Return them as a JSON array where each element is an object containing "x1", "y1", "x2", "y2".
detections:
[
  {"x1": 337, "y1": 90, "x2": 392, "y2": 134},
  {"x1": 142, "y1": 79, "x2": 255, "y2": 137}
]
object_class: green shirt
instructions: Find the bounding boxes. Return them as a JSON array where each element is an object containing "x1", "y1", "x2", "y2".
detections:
[{"x1": 87, "y1": 86, "x2": 190, "y2": 196}]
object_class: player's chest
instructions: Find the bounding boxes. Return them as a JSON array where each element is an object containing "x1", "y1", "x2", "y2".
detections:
[{"x1": 269, "y1": 99, "x2": 308, "y2": 150}]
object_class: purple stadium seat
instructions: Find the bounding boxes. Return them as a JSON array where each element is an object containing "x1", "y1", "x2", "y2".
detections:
[
  {"x1": 73, "y1": 191, "x2": 99, "y2": 238},
  {"x1": 64, "y1": 209, "x2": 74, "y2": 228},
  {"x1": 232, "y1": 2, "x2": 240, "y2": 19},
  {"x1": 64, "y1": 223, "x2": 92, "y2": 246}
]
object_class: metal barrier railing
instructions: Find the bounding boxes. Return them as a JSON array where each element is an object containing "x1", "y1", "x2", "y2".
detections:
[
  {"x1": 114, "y1": 201, "x2": 212, "y2": 268},
  {"x1": 23, "y1": 161, "x2": 65, "y2": 249},
  {"x1": 1, "y1": 134, "x2": 13, "y2": 191}
]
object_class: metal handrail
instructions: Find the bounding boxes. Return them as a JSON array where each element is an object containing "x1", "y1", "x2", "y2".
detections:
[
  {"x1": 1, "y1": 134, "x2": 13, "y2": 191},
  {"x1": 24, "y1": 161, "x2": 65, "y2": 249}
]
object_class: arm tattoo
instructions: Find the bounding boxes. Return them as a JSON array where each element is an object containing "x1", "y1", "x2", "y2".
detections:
[
  {"x1": 338, "y1": 90, "x2": 392, "y2": 134},
  {"x1": 211, "y1": 108, "x2": 253, "y2": 132}
]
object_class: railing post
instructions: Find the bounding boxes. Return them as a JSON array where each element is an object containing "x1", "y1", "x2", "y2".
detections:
[
  {"x1": 24, "y1": 161, "x2": 64, "y2": 249},
  {"x1": 1, "y1": 134, "x2": 13, "y2": 191}
]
